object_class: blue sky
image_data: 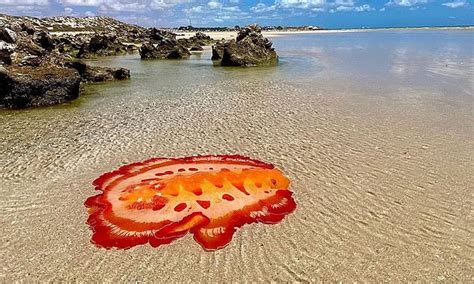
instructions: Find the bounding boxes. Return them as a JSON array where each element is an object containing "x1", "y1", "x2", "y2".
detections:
[{"x1": 0, "y1": 0, "x2": 472, "y2": 28}]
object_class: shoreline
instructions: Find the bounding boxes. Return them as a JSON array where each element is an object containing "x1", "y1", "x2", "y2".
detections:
[{"x1": 175, "y1": 26, "x2": 474, "y2": 40}]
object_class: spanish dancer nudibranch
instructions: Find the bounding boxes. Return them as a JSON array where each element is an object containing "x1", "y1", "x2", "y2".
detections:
[{"x1": 85, "y1": 155, "x2": 297, "y2": 251}]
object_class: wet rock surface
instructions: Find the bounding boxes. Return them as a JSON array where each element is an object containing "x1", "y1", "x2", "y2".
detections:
[
  {"x1": 0, "y1": 13, "x2": 136, "y2": 108},
  {"x1": 0, "y1": 48, "x2": 12, "y2": 65},
  {"x1": 0, "y1": 65, "x2": 81, "y2": 109},
  {"x1": 214, "y1": 25, "x2": 278, "y2": 67},
  {"x1": 190, "y1": 45, "x2": 204, "y2": 51},
  {"x1": 35, "y1": 32, "x2": 54, "y2": 52},
  {"x1": 66, "y1": 61, "x2": 130, "y2": 82},
  {"x1": 179, "y1": 32, "x2": 215, "y2": 49},
  {"x1": 0, "y1": 27, "x2": 17, "y2": 43},
  {"x1": 139, "y1": 36, "x2": 190, "y2": 60},
  {"x1": 0, "y1": 14, "x2": 228, "y2": 108},
  {"x1": 211, "y1": 40, "x2": 225, "y2": 61},
  {"x1": 77, "y1": 34, "x2": 128, "y2": 58}
]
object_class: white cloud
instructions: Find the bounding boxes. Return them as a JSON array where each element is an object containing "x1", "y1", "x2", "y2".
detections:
[
  {"x1": 184, "y1": 5, "x2": 205, "y2": 13},
  {"x1": 278, "y1": 0, "x2": 327, "y2": 9},
  {"x1": 58, "y1": 0, "x2": 101, "y2": 6},
  {"x1": 0, "y1": 0, "x2": 48, "y2": 5},
  {"x1": 100, "y1": 1, "x2": 147, "y2": 12},
  {"x1": 275, "y1": 0, "x2": 372, "y2": 12},
  {"x1": 442, "y1": 0, "x2": 467, "y2": 8},
  {"x1": 223, "y1": 6, "x2": 240, "y2": 11},
  {"x1": 207, "y1": 0, "x2": 221, "y2": 9},
  {"x1": 150, "y1": 0, "x2": 190, "y2": 10},
  {"x1": 386, "y1": 0, "x2": 428, "y2": 7},
  {"x1": 57, "y1": 0, "x2": 191, "y2": 11},
  {"x1": 251, "y1": 3, "x2": 276, "y2": 12},
  {"x1": 354, "y1": 4, "x2": 373, "y2": 11}
]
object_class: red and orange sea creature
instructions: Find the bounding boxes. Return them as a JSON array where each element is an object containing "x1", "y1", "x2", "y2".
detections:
[{"x1": 85, "y1": 155, "x2": 296, "y2": 251}]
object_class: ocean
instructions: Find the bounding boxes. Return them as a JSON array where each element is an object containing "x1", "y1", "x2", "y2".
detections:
[{"x1": 1, "y1": 29, "x2": 473, "y2": 281}]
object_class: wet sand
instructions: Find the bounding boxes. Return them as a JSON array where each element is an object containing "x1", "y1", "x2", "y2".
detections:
[{"x1": 1, "y1": 30, "x2": 473, "y2": 281}]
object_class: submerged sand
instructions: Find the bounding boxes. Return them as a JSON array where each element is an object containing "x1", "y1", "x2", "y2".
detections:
[{"x1": 1, "y1": 30, "x2": 473, "y2": 281}]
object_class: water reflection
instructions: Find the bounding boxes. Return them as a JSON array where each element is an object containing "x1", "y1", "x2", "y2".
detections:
[{"x1": 271, "y1": 30, "x2": 473, "y2": 96}]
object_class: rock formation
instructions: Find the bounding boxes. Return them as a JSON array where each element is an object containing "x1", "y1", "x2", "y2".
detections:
[
  {"x1": 77, "y1": 34, "x2": 128, "y2": 58},
  {"x1": 213, "y1": 25, "x2": 278, "y2": 67},
  {"x1": 66, "y1": 61, "x2": 130, "y2": 82},
  {"x1": 190, "y1": 45, "x2": 204, "y2": 51},
  {"x1": 0, "y1": 65, "x2": 81, "y2": 109},
  {"x1": 139, "y1": 31, "x2": 190, "y2": 60},
  {"x1": 0, "y1": 14, "x2": 133, "y2": 109},
  {"x1": 211, "y1": 40, "x2": 225, "y2": 61},
  {"x1": 180, "y1": 32, "x2": 214, "y2": 49},
  {"x1": 0, "y1": 13, "x2": 226, "y2": 108}
]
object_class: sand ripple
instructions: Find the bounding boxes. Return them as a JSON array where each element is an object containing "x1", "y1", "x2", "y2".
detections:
[{"x1": 1, "y1": 78, "x2": 472, "y2": 281}]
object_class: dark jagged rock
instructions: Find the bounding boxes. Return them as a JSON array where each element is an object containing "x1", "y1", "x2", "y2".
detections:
[
  {"x1": 15, "y1": 37, "x2": 46, "y2": 58},
  {"x1": 65, "y1": 61, "x2": 130, "y2": 82},
  {"x1": 190, "y1": 45, "x2": 204, "y2": 51},
  {"x1": 211, "y1": 41, "x2": 225, "y2": 61},
  {"x1": 192, "y1": 32, "x2": 212, "y2": 41},
  {"x1": 0, "y1": 27, "x2": 17, "y2": 43},
  {"x1": 0, "y1": 65, "x2": 81, "y2": 109},
  {"x1": 0, "y1": 49, "x2": 12, "y2": 65},
  {"x1": 20, "y1": 55, "x2": 42, "y2": 67},
  {"x1": 148, "y1": 28, "x2": 177, "y2": 41},
  {"x1": 35, "y1": 31, "x2": 55, "y2": 52},
  {"x1": 0, "y1": 14, "x2": 141, "y2": 108},
  {"x1": 20, "y1": 22, "x2": 35, "y2": 35},
  {"x1": 216, "y1": 24, "x2": 278, "y2": 67},
  {"x1": 177, "y1": 38, "x2": 191, "y2": 48},
  {"x1": 140, "y1": 28, "x2": 190, "y2": 59},
  {"x1": 77, "y1": 34, "x2": 127, "y2": 58},
  {"x1": 179, "y1": 32, "x2": 215, "y2": 49},
  {"x1": 139, "y1": 40, "x2": 190, "y2": 60},
  {"x1": 89, "y1": 35, "x2": 113, "y2": 52},
  {"x1": 188, "y1": 32, "x2": 213, "y2": 46}
]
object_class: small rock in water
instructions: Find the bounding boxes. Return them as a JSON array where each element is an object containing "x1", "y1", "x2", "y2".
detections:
[{"x1": 190, "y1": 45, "x2": 204, "y2": 51}]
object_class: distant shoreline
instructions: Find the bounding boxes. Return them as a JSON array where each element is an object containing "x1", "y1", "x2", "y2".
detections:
[{"x1": 176, "y1": 26, "x2": 474, "y2": 40}]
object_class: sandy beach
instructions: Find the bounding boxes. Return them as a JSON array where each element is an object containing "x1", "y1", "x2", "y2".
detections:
[{"x1": 1, "y1": 29, "x2": 473, "y2": 281}]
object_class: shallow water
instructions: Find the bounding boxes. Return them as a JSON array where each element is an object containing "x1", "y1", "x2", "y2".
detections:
[{"x1": 1, "y1": 30, "x2": 473, "y2": 281}]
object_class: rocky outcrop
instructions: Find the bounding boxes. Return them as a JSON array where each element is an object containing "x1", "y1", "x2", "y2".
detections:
[
  {"x1": 0, "y1": 65, "x2": 81, "y2": 109},
  {"x1": 66, "y1": 61, "x2": 130, "y2": 82},
  {"x1": 0, "y1": 27, "x2": 17, "y2": 43},
  {"x1": 148, "y1": 28, "x2": 176, "y2": 41},
  {"x1": 0, "y1": 14, "x2": 135, "y2": 108},
  {"x1": 20, "y1": 22, "x2": 35, "y2": 35},
  {"x1": 35, "y1": 32, "x2": 54, "y2": 52},
  {"x1": 139, "y1": 40, "x2": 190, "y2": 60},
  {"x1": 77, "y1": 34, "x2": 127, "y2": 58},
  {"x1": 0, "y1": 49, "x2": 11, "y2": 65},
  {"x1": 213, "y1": 25, "x2": 278, "y2": 67},
  {"x1": 190, "y1": 45, "x2": 204, "y2": 51},
  {"x1": 139, "y1": 28, "x2": 190, "y2": 60},
  {"x1": 211, "y1": 40, "x2": 225, "y2": 61},
  {"x1": 189, "y1": 32, "x2": 212, "y2": 45},
  {"x1": 179, "y1": 32, "x2": 215, "y2": 49},
  {"x1": 0, "y1": 14, "x2": 147, "y2": 36}
]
